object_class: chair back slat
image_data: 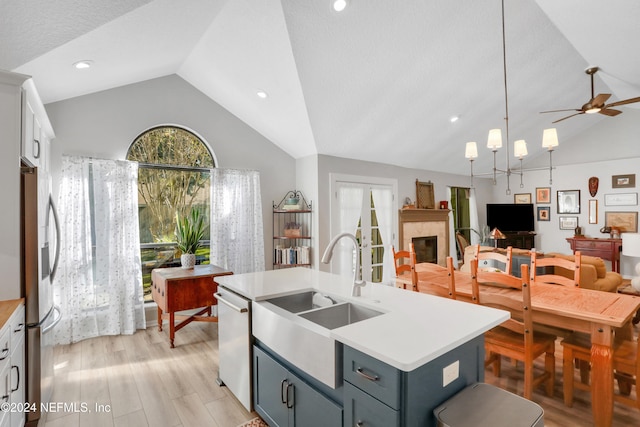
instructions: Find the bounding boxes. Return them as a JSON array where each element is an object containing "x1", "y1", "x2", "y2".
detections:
[
  {"x1": 474, "y1": 245, "x2": 513, "y2": 274},
  {"x1": 414, "y1": 256, "x2": 456, "y2": 299},
  {"x1": 531, "y1": 251, "x2": 581, "y2": 287}
]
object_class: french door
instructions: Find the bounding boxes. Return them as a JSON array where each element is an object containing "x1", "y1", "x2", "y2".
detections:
[{"x1": 330, "y1": 175, "x2": 397, "y2": 283}]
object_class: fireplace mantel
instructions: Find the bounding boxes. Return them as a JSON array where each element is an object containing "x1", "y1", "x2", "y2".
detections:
[{"x1": 399, "y1": 209, "x2": 450, "y2": 266}]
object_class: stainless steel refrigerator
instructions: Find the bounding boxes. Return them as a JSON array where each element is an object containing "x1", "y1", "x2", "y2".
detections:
[{"x1": 21, "y1": 163, "x2": 61, "y2": 427}]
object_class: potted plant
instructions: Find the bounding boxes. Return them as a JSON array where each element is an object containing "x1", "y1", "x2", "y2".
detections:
[{"x1": 175, "y1": 208, "x2": 205, "y2": 269}]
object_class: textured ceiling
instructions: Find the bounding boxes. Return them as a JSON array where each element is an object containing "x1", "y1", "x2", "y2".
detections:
[{"x1": 3, "y1": 0, "x2": 639, "y2": 176}]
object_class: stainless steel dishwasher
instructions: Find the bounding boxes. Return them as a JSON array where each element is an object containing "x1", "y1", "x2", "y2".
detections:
[{"x1": 215, "y1": 286, "x2": 252, "y2": 411}]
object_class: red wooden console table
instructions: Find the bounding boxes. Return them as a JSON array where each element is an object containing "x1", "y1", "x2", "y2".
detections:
[
  {"x1": 151, "y1": 264, "x2": 233, "y2": 347},
  {"x1": 566, "y1": 237, "x2": 622, "y2": 273}
]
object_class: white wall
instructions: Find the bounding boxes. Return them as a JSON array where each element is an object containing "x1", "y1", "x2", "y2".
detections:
[
  {"x1": 315, "y1": 154, "x2": 495, "y2": 272},
  {"x1": 45, "y1": 74, "x2": 296, "y2": 270},
  {"x1": 491, "y1": 156, "x2": 640, "y2": 277}
]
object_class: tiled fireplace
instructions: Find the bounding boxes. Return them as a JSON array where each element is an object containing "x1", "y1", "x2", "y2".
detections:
[{"x1": 399, "y1": 209, "x2": 450, "y2": 266}]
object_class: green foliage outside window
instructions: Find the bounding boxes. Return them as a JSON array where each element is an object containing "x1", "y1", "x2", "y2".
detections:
[{"x1": 127, "y1": 126, "x2": 215, "y2": 301}]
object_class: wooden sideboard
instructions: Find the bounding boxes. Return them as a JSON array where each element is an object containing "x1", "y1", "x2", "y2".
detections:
[
  {"x1": 151, "y1": 264, "x2": 233, "y2": 347},
  {"x1": 496, "y1": 232, "x2": 536, "y2": 250},
  {"x1": 565, "y1": 237, "x2": 622, "y2": 273}
]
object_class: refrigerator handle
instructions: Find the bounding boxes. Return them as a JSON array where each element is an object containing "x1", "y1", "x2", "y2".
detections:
[
  {"x1": 42, "y1": 305, "x2": 62, "y2": 335},
  {"x1": 48, "y1": 195, "x2": 61, "y2": 283}
]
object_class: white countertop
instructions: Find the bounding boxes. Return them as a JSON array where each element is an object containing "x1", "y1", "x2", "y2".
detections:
[{"x1": 216, "y1": 268, "x2": 509, "y2": 372}]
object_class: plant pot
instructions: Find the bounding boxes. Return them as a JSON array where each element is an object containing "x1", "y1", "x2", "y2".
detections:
[{"x1": 180, "y1": 253, "x2": 196, "y2": 269}]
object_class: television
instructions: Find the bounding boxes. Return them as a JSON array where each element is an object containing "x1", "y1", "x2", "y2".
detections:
[{"x1": 486, "y1": 203, "x2": 534, "y2": 233}]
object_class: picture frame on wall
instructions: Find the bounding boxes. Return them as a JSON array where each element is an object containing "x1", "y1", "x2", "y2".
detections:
[
  {"x1": 415, "y1": 180, "x2": 435, "y2": 209},
  {"x1": 557, "y1": 190, "x2": 581, "y2": 214},
  {"x1": 559, "y1": 216, "x2": 578, "y2": 230},
  {"x1": 514, "y1": 193, "x2": 531, "y2": 204},
  {"x1": 536, "y1": 187, "x2": 551, "y2": 204},
  {"x1": 612, "y1": 174, "x2": 636, "y2": 189},
  {"x1": 604, "y1": 211, "x2": 638, "y2": 233},
  {"x1": 588, "y1": 199, "x2": 598, "y2": 224},
  {"x1": 537, "y1": 206, "x2": 550, "y2": 221},
  {"x1": 604, "y1": 193, "x2": 638, "y2": 206}
]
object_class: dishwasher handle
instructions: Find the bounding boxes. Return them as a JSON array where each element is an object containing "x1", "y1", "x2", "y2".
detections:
[{"x1": 214, "y1": 292, "x2": 248, "y2": 313}]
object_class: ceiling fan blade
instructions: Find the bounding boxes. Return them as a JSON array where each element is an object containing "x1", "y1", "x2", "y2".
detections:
[
  {"x1": 605, "y1": 96, "x2": 640, "y2": 108},
  {"x1": 599, "y1": 108, "x2": 622, "y2": 117},
  {"x1": 540, "y1": 108, "x2": 581, "y2": 114},
  {"x1": 552, "y1": 112, "x2": 584, "y2": 123},
  {"x1": 591, "y1": 93, "x2": 611, "y2": 107}
]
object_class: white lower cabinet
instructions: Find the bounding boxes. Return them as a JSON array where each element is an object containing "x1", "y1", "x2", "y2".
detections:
[{"x1": 0, "y1": 303, "x2": 25, "y2": 427}]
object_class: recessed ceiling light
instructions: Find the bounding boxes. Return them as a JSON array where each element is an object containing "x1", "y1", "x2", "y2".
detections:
[
  {"x1": 450, "y1": 116, "x2": 459, "y2": 123},
  {"x1": 73, "y1": 60, "x2": 93, "y2": 69},
  {"x1": 256, "y1": 90, "x2": 268, "y2": 99},
  {"x1": 333, "y1": 0, "x2": 347, "y2": 12}
]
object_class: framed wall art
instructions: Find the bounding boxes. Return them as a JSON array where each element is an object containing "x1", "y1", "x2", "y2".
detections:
[
  {"x1": 415, "y1": 179, "x2": 435, "y2": 209},
  {"x1": 559, "y1": 216, "x2": 578, "y2": 230},
  {"x1": 605, "y1": 211, "x2": 638, "y2": 233},
  {"x1": 537, "y1": 206, "x2": 550, "y2": 221},
  {"x1": 514, "y1": 193, "x2": 531, "y2": 204},
  {"x1": 536, "y1": 187, "x2": 551, "y2": 204},
  {"x1": 557, "y1": 190, "x2": 580, "y2": 214},
  {"x1": 612, "y1": 174, "x2": 636, "y2": 189},
  {"x1": 588, "y1": 200, "x2": 598, "y2": 224},
  {"x1": 604, "y1": 193, "x2": 638, "y2": 206}
]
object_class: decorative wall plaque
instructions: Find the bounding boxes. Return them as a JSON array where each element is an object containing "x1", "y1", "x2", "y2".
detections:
[{"x1": 588, "y1": 176, "x2": 599, "y2": 197}]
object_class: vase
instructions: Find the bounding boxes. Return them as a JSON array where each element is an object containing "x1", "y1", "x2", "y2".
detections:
[{"x1": 180, "y1": 253, "x2": 196, "y2": 269}]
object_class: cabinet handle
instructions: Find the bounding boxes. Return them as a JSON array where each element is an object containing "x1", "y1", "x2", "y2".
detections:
[
  {"x1": 33, "y1": 139, "x2": 40, "y2": 158},
  {"x1": 11, "y1": 366, "x2": 19, "y2": 392},
  {"x1": 280, "y1": 379, "x2": 288, "y2": 404},
  {"x1": 14, "y1": 323, "x2": 24, "y2": 333},
  {"x1": 0, "y1": 348, "x2": 8, "y2": 361},
  {"x1": 356, "y1": 422, "x2": 364, "y2": 427},
  {"x1": 356, "y1": 367, "x2": 379, "y2": 382},
  {"x1": 286, "y1": 382, "x2": 294, "y2": 409}
]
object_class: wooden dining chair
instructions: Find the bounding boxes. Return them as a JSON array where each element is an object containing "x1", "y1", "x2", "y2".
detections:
[
  {"x1": 530, "y1": 250, "x2": 581, "y2": 287},
  {"x1": 470, "y1": 259, "x2": 556, "y2": 400},
  {"x1": 393, "y1": 244, "x2": 415, "y2": 290},
  {"x1": 455, "y1": 231, "x2": 470, "y2": 263},
  {"x1": 474, "y1": 244, "x2": 513, "y2": 274},
  {"x1": 414, "y1": 256, "x2": 456, "y2": 299},
  {"x1": 561, "y1": 331, "x2": 640, "y2": 409}
]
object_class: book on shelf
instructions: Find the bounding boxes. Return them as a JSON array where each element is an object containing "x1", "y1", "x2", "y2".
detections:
[{"x1": 274, "y1": 245, "x2": 310, "y2": 265}]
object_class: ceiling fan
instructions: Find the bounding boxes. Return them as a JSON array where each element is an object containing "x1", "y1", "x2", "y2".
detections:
[{"x1": 541, "y1": 66, "x2": 640, "y2": 123}]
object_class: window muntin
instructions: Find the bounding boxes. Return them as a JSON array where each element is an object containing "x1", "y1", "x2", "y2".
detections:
[{"x1": 127, "y1": 126, "x2": 214, "y2": 301}]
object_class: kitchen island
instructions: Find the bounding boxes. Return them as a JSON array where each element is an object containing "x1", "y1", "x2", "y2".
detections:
[{"x1": 216, "y1": 267, "x2": 508, "y2": 427}]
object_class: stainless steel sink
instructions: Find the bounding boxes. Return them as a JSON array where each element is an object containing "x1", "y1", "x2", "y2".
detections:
[
  {"x1": 254, "y1": 292, "x2": 384, "y2": 388},
  {"x1": 299, "y1": 302, "x2": 383, "y2": 329},
  {"x1": 267, "y1": 291, "x2": 341, "y2": 313}
]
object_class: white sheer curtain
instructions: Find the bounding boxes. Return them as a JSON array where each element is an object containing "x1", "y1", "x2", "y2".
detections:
[
  {"x1": 447, "y1": 187, "x2": 459, "y2": 268},
  {"x1": 469, "y1": 188, "x2": 480, "y2": 245},
  {"x1": 334, "y1": 183, "x2": 365, "y2": 276},
  {"x1": 54, "y1": 156, "x2": 145, "y2": 345},
  {"x1": 210, "y1": 169, "x2": 265, "y2": 274},
  {"x1": 371, "y1": 186, "x2": 394, "y2": 285}
]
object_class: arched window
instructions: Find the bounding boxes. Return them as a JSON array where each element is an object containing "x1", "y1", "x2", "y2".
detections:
[{"x1": 127, "y1": 126, "x2": 215, "y2": 301}]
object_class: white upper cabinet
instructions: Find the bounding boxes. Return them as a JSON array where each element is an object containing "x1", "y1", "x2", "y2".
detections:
[{"x1": 21, "y1": 80, "x2": 53, "y2": 168}]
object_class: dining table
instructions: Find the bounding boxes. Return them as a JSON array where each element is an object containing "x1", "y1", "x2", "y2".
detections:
[{"x1": 397, "y1": 269, "x2": 640, "y2": 427}]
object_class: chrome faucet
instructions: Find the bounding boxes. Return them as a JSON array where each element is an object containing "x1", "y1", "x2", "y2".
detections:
[{"x1": 321, "y1": 232, "x2": 366, "y2": 297}]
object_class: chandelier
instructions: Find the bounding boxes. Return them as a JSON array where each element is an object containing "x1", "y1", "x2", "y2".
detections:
[{"x1": 464, "y1": 0, "x2": 559, "y2": 195}]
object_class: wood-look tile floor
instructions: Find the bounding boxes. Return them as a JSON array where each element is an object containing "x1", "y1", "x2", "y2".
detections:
[
  {"x1": 45, "y1": 322, "x2": 638, "y2": 427},
  {"x1": 43, "y1": 322, "x2": 255, "y2": 427}
]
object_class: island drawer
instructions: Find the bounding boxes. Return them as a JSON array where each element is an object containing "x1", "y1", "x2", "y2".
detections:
[
  {"x1": 344, "y1": 381, "x2": 400, "y2": 427},
  {"x1": 344, "y1": 346, "x2": 401, "y2": 409}
]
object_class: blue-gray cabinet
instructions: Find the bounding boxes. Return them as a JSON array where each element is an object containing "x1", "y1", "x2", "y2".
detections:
[
  {"x1": 253, "y1": 345, "x2": 342, "y2": 427},
  {"x1": 343, "y1": 335, "x2": 484, "y2": 427}
]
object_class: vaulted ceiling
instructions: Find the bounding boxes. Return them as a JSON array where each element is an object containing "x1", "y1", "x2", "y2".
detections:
[{"x1": 3, "y1": 0, "x2": 639, "y2": 176}]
